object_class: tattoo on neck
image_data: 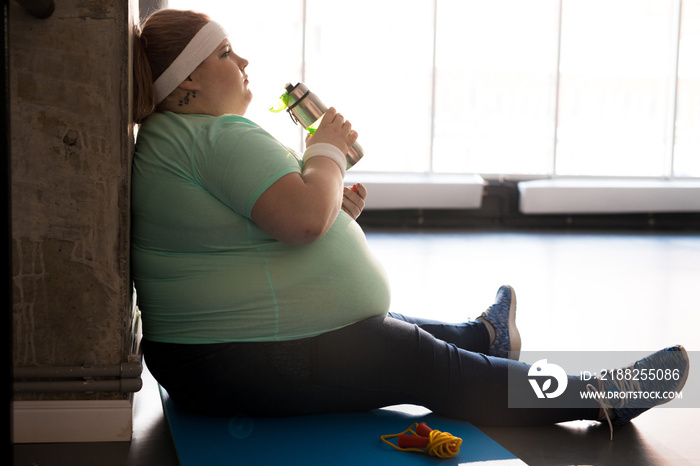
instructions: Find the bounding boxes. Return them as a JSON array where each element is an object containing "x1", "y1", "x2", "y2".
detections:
[
  {"x1": 178, "y1": 92, "x2": 191, "y2": 107},
  {"x1": 178, "y1": 90, "x2": 197, "y2": 107}
]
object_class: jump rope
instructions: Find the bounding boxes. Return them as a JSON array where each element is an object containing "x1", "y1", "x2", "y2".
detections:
[{"x1": 380, "y1": 422, "x2": 462, "y2": 459}]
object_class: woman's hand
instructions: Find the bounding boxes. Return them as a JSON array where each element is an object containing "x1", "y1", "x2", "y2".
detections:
[
  {"x1": 306, "y1": 107, "x2": 358, "y2": 156},
  {"x1": 342, "y1": 183, "x2": 367, "y2": 220}
]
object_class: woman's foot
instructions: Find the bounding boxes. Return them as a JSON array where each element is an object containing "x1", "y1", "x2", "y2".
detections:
[
  {"x1": 588, "y1": 345, "x2": 690, "y2": 440},
  {"x1": 477, "y1": 285, "x2": 521, "y2": 360}
]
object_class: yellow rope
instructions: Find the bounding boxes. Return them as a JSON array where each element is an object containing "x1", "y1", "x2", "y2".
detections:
[{"x1": 380, "y1": 422, "x2": 462, "y2": 459}]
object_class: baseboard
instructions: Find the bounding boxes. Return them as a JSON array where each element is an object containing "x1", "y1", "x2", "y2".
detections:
[
  {"x1": 345, "y1": 172, "x2": 485, "y2": 209},
  {"x1": 518, "y1": 178, "x2": 700, "y2": 214},
  {"x1": 12, "y1": 397, "x2": 134, "y2": 443},
  {"x1": 356, "y1": 179, "x2": 700, "y2": 231}
]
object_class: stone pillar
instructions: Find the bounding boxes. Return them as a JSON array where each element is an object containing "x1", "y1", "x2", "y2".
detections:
[{"x1": 10, "y1": 0, "x2": 139, "y2": 442}]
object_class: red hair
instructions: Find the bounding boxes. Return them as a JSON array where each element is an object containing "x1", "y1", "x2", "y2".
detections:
[{"x1": 132, "y1": 9, "x2": 211, "y2": 124}]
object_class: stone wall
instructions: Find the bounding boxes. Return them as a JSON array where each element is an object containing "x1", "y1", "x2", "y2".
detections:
[{"x1": 10, "y1": 0, "x2": 137, "y2": 401}]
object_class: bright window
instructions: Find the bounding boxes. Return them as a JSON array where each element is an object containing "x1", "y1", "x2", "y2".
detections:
[
  {"x1": 676, "y1": 0, "x2": 700, "y2": 177},
  {"x1": 433, "y1": 0, "x2": 560, "y2": 175},
  {"x1": 165, "y1": 0, "x2": 700, "y2": 179},
  {"x1": 557, "y1": 0, "x2": 676, "y2": 177}
]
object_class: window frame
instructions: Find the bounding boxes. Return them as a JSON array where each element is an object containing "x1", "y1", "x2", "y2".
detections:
[{"x1": 157, "y1": 0, "x2": 700, "y2": 212}]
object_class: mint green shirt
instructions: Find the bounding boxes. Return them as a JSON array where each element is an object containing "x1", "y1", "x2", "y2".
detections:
[{"x1": 131, "y1": 112, "x2": 390, "y2": 343}]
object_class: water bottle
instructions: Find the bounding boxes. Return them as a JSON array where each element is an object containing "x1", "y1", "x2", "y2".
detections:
[{"x1": 271, "y1": 82, "x2": 364, "y2": 169}]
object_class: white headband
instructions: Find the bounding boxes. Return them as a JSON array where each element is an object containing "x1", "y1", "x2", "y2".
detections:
[{"x1": 153, "y1": 21, "x2": 228, "y2": 103}]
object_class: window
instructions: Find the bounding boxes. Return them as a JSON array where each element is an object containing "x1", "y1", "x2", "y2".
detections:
[
  {"x1": 556, "y1": 0, "x2": 676, "y2": 177},
  {"x1": 433, "y1": 0, "x2": 560, "y2": 175},
  {"x1": 166, "y1": 0, "x2": 700, "y2": 179},
  {"x1": 676, "y1": 0, "x2": 700, "y2": 176}
]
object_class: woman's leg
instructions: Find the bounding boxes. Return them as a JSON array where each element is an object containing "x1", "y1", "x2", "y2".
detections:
[
  {"x1": 387, "y1": 312, "x2": 490, "y2": 354},
  {"x1": 309, "y1": 315, "x2": 598, "y2": 426},
  {"x1": 388, "y1": 285, "x2": 520, "y2": 359},
  {"x1": 143, "y1": 316, "x2": 597, "y2": 426}
]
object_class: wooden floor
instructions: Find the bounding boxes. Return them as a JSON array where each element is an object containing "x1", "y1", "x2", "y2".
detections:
[{"x1": 13, "y1": 229, "x2": 700, "y2": 465}]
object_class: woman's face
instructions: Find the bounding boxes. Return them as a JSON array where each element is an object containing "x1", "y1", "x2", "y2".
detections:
[{"x1": 189, "y1": 39, "x2": 252, "y2": 116}]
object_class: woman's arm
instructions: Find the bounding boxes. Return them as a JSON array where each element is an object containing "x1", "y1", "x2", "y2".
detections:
[{"x1": 251, "y1": 108, "x2": 358, "y2": 245}]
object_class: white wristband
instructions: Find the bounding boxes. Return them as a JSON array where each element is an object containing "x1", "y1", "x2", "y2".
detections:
[{"x1": 303, "y1": 143, "x2": 347, "y2": 177}]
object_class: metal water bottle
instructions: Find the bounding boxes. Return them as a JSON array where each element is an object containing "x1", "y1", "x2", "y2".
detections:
[{"x1": 273, "y1": 82, "x2": 364, "y2": 169}]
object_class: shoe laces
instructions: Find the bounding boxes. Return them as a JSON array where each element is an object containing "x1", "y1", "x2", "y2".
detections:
[
  {"x1": 585, "y1": 363, "x2": 641, "y2": 441},
  {"x1": 585, "y1": 383, "x2": 614, "y2": 441},
  {"x1": 599, "y1": 368, "x2": 644, "y2": 409}
]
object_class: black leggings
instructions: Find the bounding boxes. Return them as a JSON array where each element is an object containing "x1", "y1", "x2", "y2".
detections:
[{"x1": 143, "y1": 314, "x2": 599, "y2": 426}]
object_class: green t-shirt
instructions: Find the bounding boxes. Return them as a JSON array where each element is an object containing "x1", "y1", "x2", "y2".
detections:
[{"x1": 131, "y1": 112, "x2": 390, "y2": 343}]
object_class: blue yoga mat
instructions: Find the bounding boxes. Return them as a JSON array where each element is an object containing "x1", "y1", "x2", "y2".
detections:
[{"x1": 160, "y1": 386, "x2": 525, "y2": 465}]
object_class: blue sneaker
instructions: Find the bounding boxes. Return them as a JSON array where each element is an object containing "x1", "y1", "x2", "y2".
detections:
[
  {"x1": 587, "y1": 345, "x2": 689, "y2": 440},
  {"x1": 477, "y1": 285, "x2": 521, "y2": 360}
]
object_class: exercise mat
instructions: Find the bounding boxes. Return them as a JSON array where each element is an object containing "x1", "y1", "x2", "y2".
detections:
[{"x1": 160, "y1": 385, "x2": 526, "y2": 465}]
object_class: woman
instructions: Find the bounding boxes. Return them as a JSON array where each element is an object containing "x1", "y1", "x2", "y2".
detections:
[{"x1": 131, "y1": 9, "x2": 688, "y2": 437}]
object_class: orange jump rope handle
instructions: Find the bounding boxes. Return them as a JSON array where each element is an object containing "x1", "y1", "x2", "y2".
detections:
[
  {"x1": 415, "y1": 422, "x2": 433, "y2": 437},
  {"x1": 398, "y1": 434, "x2": 430, "y2": 448},
  {"x1": 397, "y1": 422, "x2": 434, "y2": 448}
]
